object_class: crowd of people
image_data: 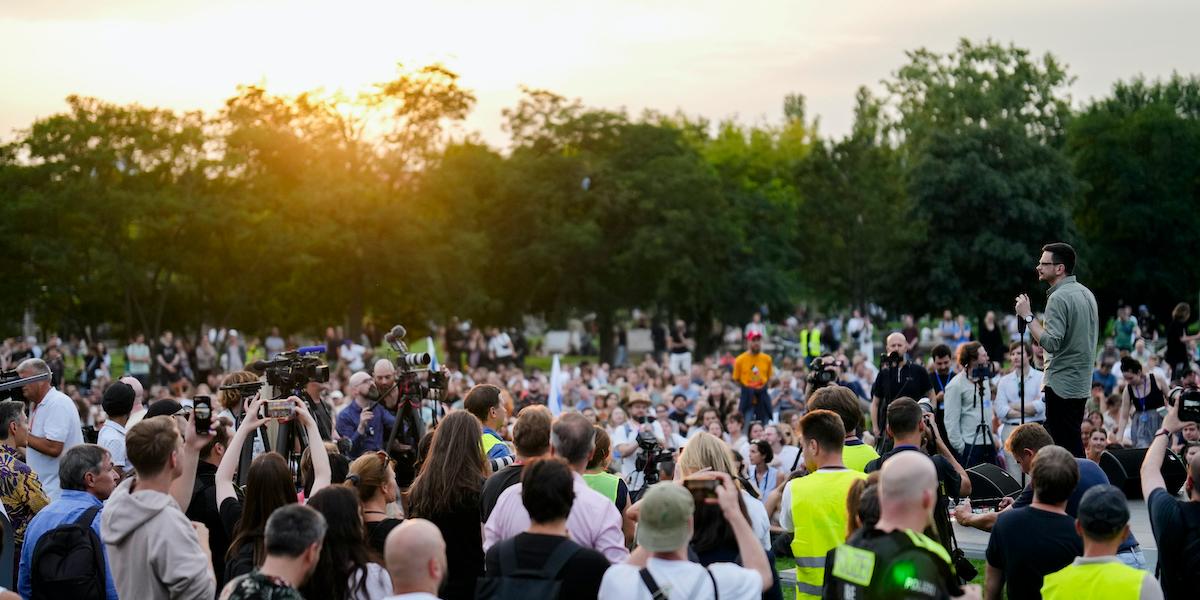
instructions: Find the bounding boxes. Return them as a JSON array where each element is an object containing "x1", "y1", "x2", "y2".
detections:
[{"x1": 0, "y1": 242, "x2": 1197, "y2": 599}]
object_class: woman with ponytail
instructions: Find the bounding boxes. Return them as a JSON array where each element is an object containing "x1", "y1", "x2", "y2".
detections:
[{"x1": 346, "y1": 450, "x2": 403, "y2": 555}]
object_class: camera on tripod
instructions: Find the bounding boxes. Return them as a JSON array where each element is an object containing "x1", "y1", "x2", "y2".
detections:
[
  {"x1": 880, "y1": 351, "x2": 903, "y2": 369},
  {"x1": 253, "y1": 347, "x2": 329, "y2": 397},
  {"x1": 970, "y1": 364, "x2": 995, "y2": 381},
  {"x1": 634, "y1": 429, "x2": 674, "y2": 487},
  {"x1": 384, "y1": 325, "x2": 447, "y2": 405}
]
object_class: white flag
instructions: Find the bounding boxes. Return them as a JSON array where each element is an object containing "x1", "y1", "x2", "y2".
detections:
[{"x1": 547, "y1": 354, "x2": 563, "y2": 416}]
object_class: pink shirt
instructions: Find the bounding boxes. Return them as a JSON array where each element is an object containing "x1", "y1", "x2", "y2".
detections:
[{"x1": 483, "y1": 472, "x2": 629, "y2": 563}]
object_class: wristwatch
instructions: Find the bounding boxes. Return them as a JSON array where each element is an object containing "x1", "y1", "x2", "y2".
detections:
[{"x1": 1021, "y1": 314, "x2": 1034, "y2": 324}]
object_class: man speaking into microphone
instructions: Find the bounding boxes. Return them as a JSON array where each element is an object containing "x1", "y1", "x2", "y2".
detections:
[
  {"x1": 1015, "y1": 242, "x2": 1097, "y2": 457},
  {"x1": 336, "y1": 371, "x2": 396, "y2": 459}
]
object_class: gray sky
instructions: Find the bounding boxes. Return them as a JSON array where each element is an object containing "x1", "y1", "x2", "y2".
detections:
[{"x1": 3, "y1": 0, "x2": 1198, "y2": 147}]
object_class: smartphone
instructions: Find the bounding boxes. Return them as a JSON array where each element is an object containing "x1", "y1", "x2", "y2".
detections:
[
  {"x1": 193, "y1": 396, "x2": 212, "y2": 435},
  {"x1": 265, "y1": 399, "x2": 293, "y2": 419},
  {"x1": 684, "y1": 479, "x2": 718, "y2": 504}
]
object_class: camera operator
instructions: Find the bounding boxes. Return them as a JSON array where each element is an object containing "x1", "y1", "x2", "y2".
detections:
[
  {"x1": 335, "y1": 372, "x2": 396, "y2": 459},
  {"x1": 870, "y1": 333, "x2": 934, "y2": 446},
  {"x1": 944, "y1": 342, "x2": 998, "y2": 468},
  {"x1": 865, "y1": 398, "x2": 970, "y2": 554},
  {"x1": 618, "y1": 394, "x2": 667, "y2": 496},
  {"x1": 373, "y1": 359, "x2": 399, "y2": 412},
  {"x1": 1139, "y1": 393, "x2": 1200, "y2": 600}
]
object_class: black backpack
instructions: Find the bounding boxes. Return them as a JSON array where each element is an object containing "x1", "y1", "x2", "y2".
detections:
[
  {"x1": 475, "y1": 538, "x2": 581, "y2": 600},
  {"x1": 30, "y1": 505, "x2": 106, "y2": 600}
]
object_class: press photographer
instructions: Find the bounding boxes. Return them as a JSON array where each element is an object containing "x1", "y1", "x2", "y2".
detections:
[
  {"x1": 335, "y1": 371, "x2": 396, "y2": 459},
  {"x1": 943, "y1": 342, "x2": 998, "y2": 468},
  {"x1": 1139, "y1": 390, "x2": 1200, "y2": 600},
  {"x1": 870, "y1": 333, "x2": 934, "y2": 447}
]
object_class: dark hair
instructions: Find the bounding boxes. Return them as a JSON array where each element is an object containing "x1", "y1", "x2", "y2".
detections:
[
  {"x1": 101, "y1": 382, "x2": 135, "y2": 418},
  {"x1": 300, "y1": 442, "x2": 344, "y2": 497},
  {"x1": 406, "y1": 411, "x2": 486, "y2": 518},
  {"x1": 227, "y1": 453, "x2": 298, "y2": 566},
  {"x1": 885, "y1": 397, "x2": 923, "y2": 437},
  {"x1": 807, "y1": 386, "x2": 863, "y2": 434},
  {"x1": 1120, "y1": 356, "x2": 1143, "y2": 374},
  {"x1": 0, "y1": 401, "x2": 25, "y2": 441},
  {"x1": 956, "y1": 342, "x2": 983, "y2": 368},
  {"x1": 1173, "y1": 303, "x2": 1191, "y2": 323},
  {"x1": 264, "y1": 504, "x2": 327, "y2": 558},
  {"x1": 1006, "y1": 423, "x2": 1055, "y2": 457},
  {"x1": 200, "y1": 421, "x2": 231, "y2": 461},
  {"x1": 551, "y1": 413, "x2": 595, "y2": 465},
  {"x1": 691, "y1": 485, "x2": 750, "y2": 554},
  {"x1": 521, "y1": 457, "x2": 575, "y2": 524},
  {"x1": 59, "y1": 444, "x2": 109, "y2": 492},
  {"x1": 512, "y1": 405, "x2": 552, "y2": 457},
  {"x1": 1031, "y1": 446, "x2": 1078, "y2": 505},
  {"x1": 1042, "y1": 242, "x2": 1077, "y2": 275},
  {"x1": 301, "y1": 486, "x2": 377, "y2": 600},
  {"x1": 726, "y1": 412, "x2": 744, "y2": 425},
  {"x1": 464, "y1": 384, "x2": 503, "y2": 422},
  {"x1": 930, "y1": 344, "x2": 953, "y2": 360},
  {"x1": 750, "y1": 438, "x2": 774, "y2": 463},
  {"x1": 799, "y1": 410, "x2": 845, "y2": 453},
  {"x1": 587, "y1": 427, "x2": 612, "y2": 470}
]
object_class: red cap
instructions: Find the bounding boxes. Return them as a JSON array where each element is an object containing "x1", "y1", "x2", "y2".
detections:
[{"x1": 746, "y1": 330, "x2": 763, "y2": 341}]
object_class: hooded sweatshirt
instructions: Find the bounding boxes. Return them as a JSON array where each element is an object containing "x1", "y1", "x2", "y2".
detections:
[{"x1": 101, "y1": 476, "x2": 216, "y2": 600}]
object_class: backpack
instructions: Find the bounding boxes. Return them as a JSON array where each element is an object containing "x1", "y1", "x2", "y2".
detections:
[
  {"x1": 30, "y1": 505, "x2": 106, "y2": 600},
  {"x1": 475, "y1": 537, "x2": 581, "y2": 600}
]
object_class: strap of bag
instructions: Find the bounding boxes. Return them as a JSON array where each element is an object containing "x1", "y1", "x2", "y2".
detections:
[
  {"x1": 74, "y1": 505, "x2": 102, "y2": 528},
  {"x1": 706, "y1": 566, "x2": 720, "y2": 600},
  {"x1": 539, "y1": 539, "x2": 582, "y2": 579},
  {"x1": 639, "y1": 568, "x2": 667, "y2": 600}
]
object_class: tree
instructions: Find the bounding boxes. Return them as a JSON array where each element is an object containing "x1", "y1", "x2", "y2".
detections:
[{"x1": 1067, "y1": 75, "x2": 1200, "y2": 314}]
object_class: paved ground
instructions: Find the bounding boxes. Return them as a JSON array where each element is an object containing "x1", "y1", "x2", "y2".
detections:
[{"x1": 954, "y1": 499, "x2": 1156, "y2": 564}]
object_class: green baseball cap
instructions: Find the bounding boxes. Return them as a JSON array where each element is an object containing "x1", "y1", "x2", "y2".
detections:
[{"x1": 636, "y1": 484, "x2": 694, "y2": 552}]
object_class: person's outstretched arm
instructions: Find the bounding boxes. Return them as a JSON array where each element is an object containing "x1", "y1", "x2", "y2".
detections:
[
  {"x1": 1142, "y1": 397, "x2": 1192, "y2": 499},
  {"x1": 291, "y1": 396, "x2": 331, "y2": 495},
  {"x1": 216, "y1": 397, "x2": 267, "y2": 506},
  {"x1": 170, "y1": 410, "x2": 215, "y2": 512}
]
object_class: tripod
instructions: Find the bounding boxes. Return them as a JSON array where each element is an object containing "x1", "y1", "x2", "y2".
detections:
[
  {"x1": 272, "y1": 391, "x2": 334, "y2": 478},
  {"x1": 1016, "y1": 318, "x2": 1029, "y2": 486},
  {"x1": 964, "y1": 378, "x2": 996, "y2": 467}
]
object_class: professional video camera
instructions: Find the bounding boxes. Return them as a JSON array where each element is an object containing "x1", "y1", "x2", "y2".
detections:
[
  {"x1": 970, "y1": 363, "x2": 995, "y2": 381},
  {"x1": 1178, "y1": 388, "x2": 1200, "y2": 423},
  {"x1": 252, "y1": 347, "x2": 330, "y2": 396},
  {"x1": 634, "y1": 429, "x2": 674, "y2": 490},
  {"x1": 807, "y1": 356, "x2": 843, "y2": 390},
  {"x1": 247, "y1": 346, "x2": 332, "y2": 473},
  {"x1": 0, "y1": 369, "x2": 50, "y2": 402},
  {"x1": 880, "y1": 351, "x2": 903, "y2": 369}
]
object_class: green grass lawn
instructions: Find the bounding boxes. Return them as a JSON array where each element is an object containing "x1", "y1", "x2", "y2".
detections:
[{"x1": 773, "y1": 556, "x2": 993, "y2": 600}]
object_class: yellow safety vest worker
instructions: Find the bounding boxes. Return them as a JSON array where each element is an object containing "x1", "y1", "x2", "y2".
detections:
[
  {"x1": 481, "y1": 431, "x2": 505, "y2": 456},
  {"x1": 808, "y1": 328, "x2": 822, "y2": 357},
  {"x1": 788, "y1": 468, "x2": 868, "y2": 599},
  {"x1": 583, "y1": 472, "x2": 620, "y2": 503},
  {"x1": 1041, "y1": 559, "x2": 1146, "y2": 600}
]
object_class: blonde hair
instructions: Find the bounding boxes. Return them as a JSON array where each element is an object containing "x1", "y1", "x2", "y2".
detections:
[
  {"x1": 677, "y1": 431, "x2": 739, "y2": 479},
  {"x1": 345, "y1": 451, "x2": 392, "y2": 504},
  {"x1": 218, "y1": 370, "x2": 260, "y2": 411}
]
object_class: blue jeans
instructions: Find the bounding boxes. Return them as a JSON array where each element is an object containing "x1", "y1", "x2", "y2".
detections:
[
  {"x1": 1116, "y1": 546, "x2": 1147, "y2": 570},
  {"x1": 740, "y1": 386, "x2": 772, "y2": 430}
]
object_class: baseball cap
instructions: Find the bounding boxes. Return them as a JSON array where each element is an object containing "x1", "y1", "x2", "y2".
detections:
[
  {"x1": 144, "y1": 399, "x2": 184, "y2": 420},
  {"x1": 746, "y1": 330, "x2": 763, "y2": 341},
  {"x1": 101, "y1": 382, "x2": 135, "y2": 417},
  {"x1": 1077, "y1": 485, "x2": 1129, "y2": 538},
  {"x1": 636, "y1": 484, "x2": 694, "y2": 552}
]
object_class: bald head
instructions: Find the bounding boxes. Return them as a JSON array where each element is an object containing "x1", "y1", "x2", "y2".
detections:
[
  {"x1": 373, "y1": 359, "x2": 395, "y2": 377},
  {"x1": 119, "y1": 376, "x2": 145, "y2": 410},
  {"x1": 885, "y1": 332, "x2": 908, "y2": 356},
  {"x1": 385, "y1": 518, "x2": 446, "y2": 594},
  {"x1": 879, "y1": 451, "x2": 937, "y2": 509}
]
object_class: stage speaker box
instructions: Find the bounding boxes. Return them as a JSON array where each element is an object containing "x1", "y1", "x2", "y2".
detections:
[
  {"x1": 966, "y1": 463, "x2": 1023, "y2": 507},
  {"x1": 1099, "y1": 447, "x2": 1187, "y2": 499}
]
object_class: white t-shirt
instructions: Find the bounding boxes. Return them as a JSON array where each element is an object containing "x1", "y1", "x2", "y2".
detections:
[
  {"x1": 29, "y1": 387, "x2": 84, "y2": 501},
  {"x1": 348, "y1": 562, "x2": 392, "y2": 600},
  {"x1": 771, "y1": 445, "x2": 801, "y2": 473},
  {"x1": 742, "y1": 490, "x2": 771, "y2": 550},
  {"x1": 488, "y1": 332, "x2": 514, "y2": 358},
  {"x1": 599, "y1": 558, "x2": 761, "y2": 600},
  {"x1": 96, "y1": 420, "x2": 128, "y2": 470}
]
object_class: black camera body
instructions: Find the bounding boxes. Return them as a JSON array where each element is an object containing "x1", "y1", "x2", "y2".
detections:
[
  {"x1": 258, "y1": 350, "x2": 329, "y2": 397},
  {"x1": 880, "y1": 351, "x2": 903, "y2": 369},
  {"x1": 1179, "y1": 388, "x2": 1200, "y2": 424},
  {"x1": 807, "y1": 357, "x2": 839, "y2": 390},
  {"x1": 385, "y1": 325, "x2": 447, "y2": 407},
  {"x1": 0, "y1": 369, "x2": 50, "y2": 402},
  {"x1": 970, "y1": 364, "x2": 995, "y2": 381},
  {"x1": 634, "y1": 429, "x2": 674, "y2": 487}
]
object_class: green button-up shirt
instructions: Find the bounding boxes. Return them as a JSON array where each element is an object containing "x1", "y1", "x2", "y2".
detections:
[{"x1": 1040, "y1": 275, "x2": 1098, "y2": 398}]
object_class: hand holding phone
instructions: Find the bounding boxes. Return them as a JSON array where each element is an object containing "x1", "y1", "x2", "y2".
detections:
[{"x1": 193, "y1": 395, "x2": 213, "y2": 435}]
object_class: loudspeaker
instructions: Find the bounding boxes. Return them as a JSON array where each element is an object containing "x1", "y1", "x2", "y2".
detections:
[
  {"x1": 1099, "y1": 447, "x2": 1187, "y2": 499},
  {"x1": 967, "y1": 462, "x2": 1023, "y2": 507}
]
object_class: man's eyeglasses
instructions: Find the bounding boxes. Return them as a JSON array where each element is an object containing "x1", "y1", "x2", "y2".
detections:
[{"x1": 1037, "y1": 261, "x2": 1061, "y2": 267}]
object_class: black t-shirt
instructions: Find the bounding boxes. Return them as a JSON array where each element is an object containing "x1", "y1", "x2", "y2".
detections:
[
  {"x1": 871, "y1": 364, "x2": 933, "y2": 425},
  {"x1": 220, "y1": 496, "x2": 257, "y2": 582},
  {"x1": 481, "y1": 464, "x2": 525, "y2": 522},
  {"x1": 187, "y1": 462, "x2": 230, "y2": 591},
  {"x1": 483, "y1": 533, "x2": 610, "y2": 600},
  {"x1": 1012, "y1": 457, "x2": 1138, "y2": 552},
  {"x1": 985, "y1": 506, "x2": 1081, "y2": 600},
  {"x1": 1147, "y1": 488, "x2": 1200, "y2": 600},
  {"x1": 366, "y1": 518, "x2": 403, "y2": 557},
  {"x1": 824, "y1": 528, "x2": 958, "y2": 600},
  {"x1": 866, "y1": 446, "x2": 961, "y2": 551},
  {"x1": 421, "y1": 490, "x2": 485, "y2": 600},
  {"x1": 1166, "y1": 320, "x2": 1188, "y2": 367}
]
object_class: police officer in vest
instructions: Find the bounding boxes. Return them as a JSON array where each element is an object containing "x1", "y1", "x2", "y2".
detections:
[
  {"x1": 1041, "y1": 485, "x2": 1162, "y2": 600},
  {"x1": 824, "y1": 451, "x2": 980, "y2": 599},
  {"x1": 464, "y1": 384, "x2": 515, "y2": 471},
  {"x1": 779, "y1": 410, "x2": 867, "y2": 599}
]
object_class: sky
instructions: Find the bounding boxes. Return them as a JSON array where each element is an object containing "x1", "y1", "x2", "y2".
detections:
[{"x1": 3, "y1": 0, "x2": 1199, "y2": 148}]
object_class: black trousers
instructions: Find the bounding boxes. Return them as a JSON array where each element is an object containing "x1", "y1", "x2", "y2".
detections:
[{"x1": 1045, "y1": 386, "x2": 1086, "y2": 457}]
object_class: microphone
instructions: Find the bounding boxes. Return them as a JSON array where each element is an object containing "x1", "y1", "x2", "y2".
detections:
[
  {"x1": 296, "y1": 345, "x2": 325, "y2": 355},
  {"x1": 383, "y1": 325, "x2": 407, "y2": 345},
  {"x1": 249, "y1": 359, "x2": 270, "y2": 372}
]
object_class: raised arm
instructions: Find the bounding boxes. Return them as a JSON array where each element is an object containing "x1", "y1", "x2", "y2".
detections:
[
  {"x1": 291, "y1": 396, "x2": 331, "y2": 495},
  {"x1": 170, "y1": 409, "x2": 215, "y2": 512},
  {"x1": 216, "y1": 397, "x2": 267, "y2": 506}
]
